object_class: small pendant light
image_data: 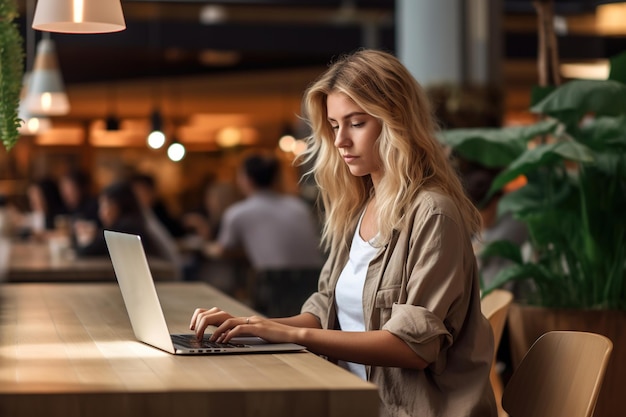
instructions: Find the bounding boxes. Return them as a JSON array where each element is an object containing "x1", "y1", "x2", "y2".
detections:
[{"x1": 24, "y1": 35, "x2": 70, "y2": 116}]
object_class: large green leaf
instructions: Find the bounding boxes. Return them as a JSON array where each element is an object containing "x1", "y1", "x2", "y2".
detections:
[
  {"x1": 531, "y1": 80, "x2": 626, "y2": 121},
  {"x1": 488, "y1": 141, "x2": 594, "y2": 195},
  {"x1": 609, "y1": 50, "x2": 626, "y2": 85},
  {"x1": 479, "y1": 239, "x2": 524, "y2": 265},
  {"x1": 437, "y1": 119, "x2": 558, "y2": 168},
  {"x1": 530, "y1": 85, "x2": 557, "y2": 106},
  {"x1": 579, "y1": 116, "x2": 626, "y2": 149},
  {"x1": 496, "y1": 180, "x2": 569, "y2": 218},
  {"x1": 585, "y1": 150, "x2": 626, "y2": 179},
  {"x1": 482, "y1": 263, "x2": 552, "y2": 296}
]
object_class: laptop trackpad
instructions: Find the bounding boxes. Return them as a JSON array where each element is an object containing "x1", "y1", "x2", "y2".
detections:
[{"x1": 229, "y1": 336, "x2": 272, "y2": 345}]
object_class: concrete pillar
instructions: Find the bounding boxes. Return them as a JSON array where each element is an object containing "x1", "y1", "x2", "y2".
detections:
[
  {"x1": 396, "y1": 0, "x2": 502, "y2": 88},
  {"x1": 396, "y1": 0, "x2": 463, "y2": 85}
]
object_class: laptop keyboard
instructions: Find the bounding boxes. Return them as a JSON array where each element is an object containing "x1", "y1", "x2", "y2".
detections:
[{"x1": 171, "y1": 334, "x2": 249, "y2": 349}]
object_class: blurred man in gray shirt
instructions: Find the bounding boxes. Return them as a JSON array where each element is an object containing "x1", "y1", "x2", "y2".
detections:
[{"x1": 205, "y1": 152, "x2": 324, "y2": 316}]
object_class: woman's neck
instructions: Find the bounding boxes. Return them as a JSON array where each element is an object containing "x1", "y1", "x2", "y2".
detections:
[{"x1": 359, "y1": 195, "x2": 378, "y2": 242}]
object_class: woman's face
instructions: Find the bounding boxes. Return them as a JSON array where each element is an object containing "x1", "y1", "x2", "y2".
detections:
[
  {"x1": 326, "y1": 92, "x2": 383, "y2": 185},
  {"x1": 98, "y1": 195, "x2": 119, "y2": 227},
  {"x1": 59, "y1": 178, "x2": 79, "y2": 209}
]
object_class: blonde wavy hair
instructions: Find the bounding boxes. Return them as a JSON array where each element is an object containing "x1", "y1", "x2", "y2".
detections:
[{"x1": 301, "y1": 49, "x2": 481, "y2": 252}]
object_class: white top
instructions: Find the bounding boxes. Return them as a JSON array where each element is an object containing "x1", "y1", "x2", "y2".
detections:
[{"x1": 335, "y1": 212, "x2": 379, "y2": 380}]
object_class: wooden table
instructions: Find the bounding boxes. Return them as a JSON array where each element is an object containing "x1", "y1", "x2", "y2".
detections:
[
  {"x1": 2, "y1": 240, "x2": 176, "y2": 282},
  {"x1": 0, "y1": 282, "x2": 379, "y2": 417}
]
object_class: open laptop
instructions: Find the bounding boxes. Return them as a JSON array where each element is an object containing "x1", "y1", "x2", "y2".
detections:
[{"x1": 104, "y1": 230, "x2": 306, "y2": 355}]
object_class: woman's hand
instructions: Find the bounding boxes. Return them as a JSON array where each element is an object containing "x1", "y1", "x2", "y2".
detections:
[
  {"x1": 189, "y1": 307, "x2": 301, "y2": 344},
  {"x1": 189, "y1": 307, "x2": 235, "y2": 339}
]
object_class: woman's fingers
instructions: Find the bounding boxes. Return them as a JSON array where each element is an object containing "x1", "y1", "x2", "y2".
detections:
[
  {"x1": 189, "y1": 307, "x2": 232, "y2": 339},
  {"x1": 189, "y1": 308, "x2": 207, "y2": 330},
  {"x1": 209, "y1": 316, "x2": 254, "y2": 342},
  {"x1": 189, "y1": 310, "x2": 270, "y2": 342}
]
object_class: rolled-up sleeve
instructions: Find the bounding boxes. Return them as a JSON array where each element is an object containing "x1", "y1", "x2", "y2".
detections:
[{"x1": 382, "y1": 304, "x2": 452, "y2": 373}]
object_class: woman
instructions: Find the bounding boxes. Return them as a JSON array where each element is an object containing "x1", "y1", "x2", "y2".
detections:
[
  {"x1": 59, "y1": 170, "x2": 100, "y2": 225},
  {"x1": 26, "y1": 178, "x2": 67, "y2": 234},
  {"x1": 189, "y1": 49, "x2": 496, "y2": 417},
  {"x1": 75, "y1": 180, "x2": 160, "y2": 258}
]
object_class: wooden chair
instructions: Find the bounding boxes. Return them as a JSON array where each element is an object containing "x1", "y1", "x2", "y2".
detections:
[
  {"x1": 502, "y1": 330, "x2": 613, "y2": 417},
  {"x1": 481, "y1": 289, "x2": 514, "y2": 417}
]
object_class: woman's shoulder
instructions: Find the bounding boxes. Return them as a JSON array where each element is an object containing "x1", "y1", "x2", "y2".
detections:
[
  {"x1": 411, "y1": 188, "x2": 458, "y2": 215},
  {"x1": 403, "y1": 188, "x2": 465, "y2": 231},
  {"x1": 396, "y1": 189, "x2": 469, "y2": 248}
]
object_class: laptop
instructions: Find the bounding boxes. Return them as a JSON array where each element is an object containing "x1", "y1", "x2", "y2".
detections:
[{"x1": 104, "y1": 230, "x2": 306, "y2": 355}]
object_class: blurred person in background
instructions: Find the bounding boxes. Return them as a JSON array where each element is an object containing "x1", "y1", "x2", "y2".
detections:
[
  {"x1": 74, "y1": 180, "x2": 162, "y2": 258},
  {"x1": 17, "y1": 178, "x2": 68, "y2": 239},
  {"x1": 59, "y1": 170, "x2": 100, "y2": 245},
  {"x1": 59, "y1": 170, "x2": 100, "y2": 225},
  {"x1": 182, "y1": 178, "x2": 241, "y2": 243},
  {"x1": 131, "y1": 173, "x2": 186, "y2": 238},
  {"x1": 204, "y1": 152, "x2": 324, "y2": 316},
  {"x1": 181, "y1": 178, "x2": 243, "y2": 285},
  {"x1": 131, "y1": 172, "x2": 184, "y2": 280}
]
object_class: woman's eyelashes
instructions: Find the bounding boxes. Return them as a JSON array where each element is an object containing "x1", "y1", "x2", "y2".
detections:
[{"x1": 330, "y1": 121, "x2": 365, "y2": 131}]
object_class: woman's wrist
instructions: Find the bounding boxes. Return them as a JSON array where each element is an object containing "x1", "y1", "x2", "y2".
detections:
[{"x1": 294, "y1": 327, "x2": 309, "y2": 345}]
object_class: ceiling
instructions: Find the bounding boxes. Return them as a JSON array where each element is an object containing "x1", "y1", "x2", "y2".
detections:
[
  {"x1": 18, "y1": 0, "x2": 396, "y2": 85},
  {"x1": 14, "y1": 0, "x2": 624, "y2": 87},
  {"x1": 10, "y1": 0, "x2": 626, "y2": 142},
  {"x1": 4, "y1": 0, "x2": 625, "y2": 194}
]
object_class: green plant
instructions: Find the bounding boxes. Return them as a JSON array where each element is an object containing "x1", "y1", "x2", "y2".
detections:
[
  {"x1": 439, "y1": 71, "x2": 626, "y2": 310},
  {"x1": 0, "y1": 0, "x2": 24, "y2": 151}
]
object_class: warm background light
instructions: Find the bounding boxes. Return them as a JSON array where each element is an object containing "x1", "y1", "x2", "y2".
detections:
[
  {"x1": 147, "y1": 131, "x2": 166, "y2": 149},
  {"x1": 596, "y1": 3, "x2": 626, "y2": 35},
  {"x1": 278, "y1": 134, "x2": 296, "y2": 153},
  {"x1": 167, "y1": 142, "x2": 186, "y2": 161},
  {"x1": 560, "y1": 60, "x2": 610, "y2": 80}
]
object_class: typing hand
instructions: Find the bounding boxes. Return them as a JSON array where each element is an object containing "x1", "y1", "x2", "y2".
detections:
[{"x1": 189, "y1": 307, "x2": 234, "y2": 340}]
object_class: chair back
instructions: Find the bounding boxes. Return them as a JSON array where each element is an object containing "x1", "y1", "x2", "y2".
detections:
[
  {"x1": 502, "y1": 330, "x2": 613, "y2": 417},
  {"x1": 481, "y1": 289, "x2": 514, "y2": 355},
  {"x1": 481, "y1": 289, "x2": 514, "y2": 417}
]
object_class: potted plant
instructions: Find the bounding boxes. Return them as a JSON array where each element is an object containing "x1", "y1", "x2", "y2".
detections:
[
  {"x1": 0, "y1": 0, "x2": 24, "y2": 151},
  {"x1": 438, "y1": 55, "x2": 626, "y2": 417}
]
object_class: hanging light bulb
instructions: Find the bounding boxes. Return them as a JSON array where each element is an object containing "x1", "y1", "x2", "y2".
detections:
[
  {"x1": 147, "y1": 109, "x2": 166, "y2": 149},
  {"x1": 32, "y1": 0, "x2": 126, "y2": 34},
  {"x1": 167, "y1": 141, "x2": 186, "y2": 162},
  {"x1": 25, "y1": 38, "x2": 70, "y2": 116}
]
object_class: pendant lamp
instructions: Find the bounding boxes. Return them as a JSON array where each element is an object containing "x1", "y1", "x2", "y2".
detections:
[
  {"x1": 19, "y1": 0, "x2": 53, "y2": 132},
  {"x1": 18, "y1": 73, "x2": 52, "y2": 135},
  {"x1": 25, "y1": 37, "x2": 70, "y2": 116},
  {"x1": 32, "y1": 0, "x2": 126, "y2": 34}
]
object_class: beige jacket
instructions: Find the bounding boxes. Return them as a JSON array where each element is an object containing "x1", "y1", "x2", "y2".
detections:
[{"x1": 302, "y1": 189, "x2": 497, "y2": 417}]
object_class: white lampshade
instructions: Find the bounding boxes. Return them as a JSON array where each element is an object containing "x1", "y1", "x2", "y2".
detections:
[
  {"x1": 32, "y1": 0, "x2": 126, "y2": 34},
  {"x1": 18, "y1": 73, "x2": 52, "y2": 135},
  {"x1": 25, "y1": 39, "x2": 70, "y2": 116}
]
